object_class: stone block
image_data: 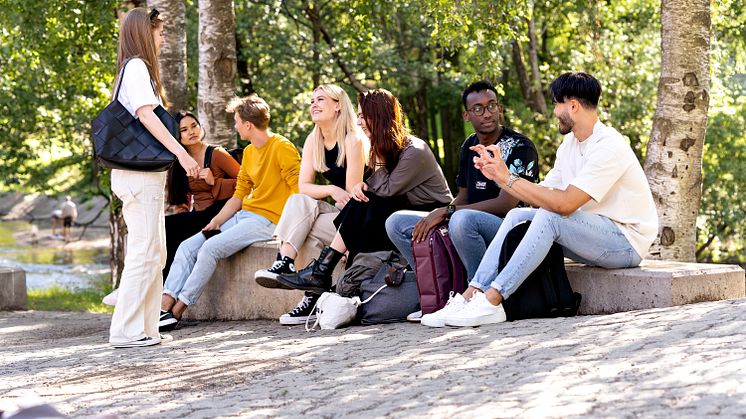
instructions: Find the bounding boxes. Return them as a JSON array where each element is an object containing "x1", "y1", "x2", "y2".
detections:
[
  {"x1": 0, "y1": 267, "x2": 27, "y2": 311},
  {"x1": 183, "y1": 240, "x2": 345, "y2": 321},
  {"x1": 566, "y1": 260, "x2": 745, "y2": 315}
]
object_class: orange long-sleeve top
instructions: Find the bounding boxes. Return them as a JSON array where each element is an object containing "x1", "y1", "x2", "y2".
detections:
[
  {"x1": 188, "y1": 147, "x2": 241, "y2": 212},
  {"x1": 233, "y1": 133, "x2": 301, "y2": 224}
]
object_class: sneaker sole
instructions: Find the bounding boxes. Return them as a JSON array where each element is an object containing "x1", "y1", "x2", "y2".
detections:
[
  {"x1": 444, "y1": 313, "x2": 506, "y2": 327},
  {"x1": 257, "y1": 275, "x2": 328, "y2": 294},
  {"x1": 279, "y1": 315, "x2": 317, "y2": 326},
  {"x1": 420, "y1": 317, "x2": 446, "y2": 328},
  {"x1": 111, "y1": 337, "x2": 160, "y2": 348},
  {"x1": 254, "y1": 273, "x2": 294, "y2": 290}
]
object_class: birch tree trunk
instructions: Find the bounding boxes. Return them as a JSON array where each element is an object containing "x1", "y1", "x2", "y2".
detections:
[
  {"x1": 150, "y1": 0, "x2": 187, "y2": 112},
  {"x1": 643, "y1": 0, "x2": 711, "y2": 261},
  {"x1": 198, "y1": 0, "x2": 237, "y2": 148}
]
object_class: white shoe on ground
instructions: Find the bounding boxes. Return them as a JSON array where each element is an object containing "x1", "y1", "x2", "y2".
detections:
[
  {"x1": 421, "y1": 292, "x2": 467, "y2": 328},
  {"x1": 102, "y1": 289, "x2": 118, "y2": 306},
  {"x1": 406, "y1": 310, "x2": 422, "y2": 322},
  {"x1": 110, "y1": 336, "x2": 161, "y2": 348},
  {"x1": 159, "y1": 334, "x2": 173, "y2": 344},
  {"x1": 443, "y1": 291, "x2": 506, "y2": 327}
]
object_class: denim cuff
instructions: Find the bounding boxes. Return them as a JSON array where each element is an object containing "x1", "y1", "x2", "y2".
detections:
[
  {"x1": 177, "y1": 294, "x2": 193, "y2": 307},
  {"x1": 468, "y1": 280, "x2": 489, "y2": 292}
]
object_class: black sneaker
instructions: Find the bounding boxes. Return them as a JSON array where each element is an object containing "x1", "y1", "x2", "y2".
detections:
[
  {"x1": 159, "y1": 310, "x2": 178, "y2": 331},
  {"x1": 254, "y1": 256, "x2": 296, "y2": 289},
  {"x1": 279, "y1": 293, "x2": 318, "y2": 325}
]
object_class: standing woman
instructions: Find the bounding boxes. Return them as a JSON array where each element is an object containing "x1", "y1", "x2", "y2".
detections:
[
  {"x1": 108, "y1": 8, "x2": 199, "y2": 348},
  {"x1": 254, "y1": 84, "x2": 368, "y2": 325},
  {"x1": 164, "y1": 112, "x2": 240, "y2": 278}
]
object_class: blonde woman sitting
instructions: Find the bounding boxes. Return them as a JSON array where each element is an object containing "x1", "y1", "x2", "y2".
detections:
[{"x1": 254, "y1": 84, "x2": 368, "y2": 325}]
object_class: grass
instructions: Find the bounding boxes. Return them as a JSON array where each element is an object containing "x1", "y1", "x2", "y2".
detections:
[{"x1": 27, "y1": 285, "x2": 114, "y2": 313}]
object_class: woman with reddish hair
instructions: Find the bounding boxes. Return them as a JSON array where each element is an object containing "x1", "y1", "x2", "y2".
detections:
[{"x1": 257, "y1": 88, "x2": 452, "y2": 295}]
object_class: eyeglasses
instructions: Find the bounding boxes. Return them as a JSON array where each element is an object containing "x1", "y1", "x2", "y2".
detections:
[
  {"x1": 467, "y1": 102, "x2": 499, "y2": 116},
  {"x1": 149, "y1": 8, "x2": 160, "y2": 21}
]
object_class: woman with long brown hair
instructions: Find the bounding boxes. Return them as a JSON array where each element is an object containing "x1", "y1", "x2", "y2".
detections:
[
  {"x1": 257, "y1": 88, "x2": 452, "y2": 295},
  {"x1": 108, "y1": 8, "x2": 198, "y2": 348}
]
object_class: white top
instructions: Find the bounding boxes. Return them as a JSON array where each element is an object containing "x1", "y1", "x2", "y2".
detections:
[
  {"x1": 116, "y1": 58, "x2": 161, "y2": 118},
  {"x1": 541, "y1": 120, "x2": 658, "y2": 258},
  {"x1": 61, "y1": 200, "x2": 77, "y2": 220}
]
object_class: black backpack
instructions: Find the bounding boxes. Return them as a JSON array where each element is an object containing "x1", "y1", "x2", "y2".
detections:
[
  {"x1": 204, "y1": 144, "x2": 243, "y2": 168},
  {"x1": 499, "y1": 221, "x2": 581, "y2": 321}
]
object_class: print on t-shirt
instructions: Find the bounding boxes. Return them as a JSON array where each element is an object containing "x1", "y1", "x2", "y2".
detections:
[{"x1": 456, "y1": 127, "x2": 539, "y2": 204}]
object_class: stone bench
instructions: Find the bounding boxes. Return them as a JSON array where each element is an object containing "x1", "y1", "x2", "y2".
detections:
[
  {"x1": 0, "y1": 267, "x2": 27, "y2": 311},
  {"x1": 183, "y1": 240, "x2": 345, "y2": 321},
  {"x1": 184, "y1": 242, "x2": 746, "y2": 320},
  {"x1": 567, "y1": 260, "x2": 745, "y2": 315}
]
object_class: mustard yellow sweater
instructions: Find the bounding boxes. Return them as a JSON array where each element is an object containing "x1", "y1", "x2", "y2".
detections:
[{"x1": 233, "y1": 133, "x2": 301, "y2": 224}]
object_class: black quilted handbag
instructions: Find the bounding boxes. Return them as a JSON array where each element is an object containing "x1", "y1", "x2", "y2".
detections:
[{"x1": 91, "y1": 60, "x2": 177, "y2": 172}]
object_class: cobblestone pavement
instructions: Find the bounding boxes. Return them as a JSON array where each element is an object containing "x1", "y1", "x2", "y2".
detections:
[{"x1": 2, "y1": 299, "x2": 746, "y2": 418}]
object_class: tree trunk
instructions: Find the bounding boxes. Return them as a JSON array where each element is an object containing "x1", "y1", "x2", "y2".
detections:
[
  {"x1": 511, "y1": 40, "x2": 533, "y2": 108},
  {"x1": 526, "y1": 13, "x2": 547, "y2": 114},
  {"x1": 109, "y1": 196, "x2": 127, "y2": 288},
  {"x1": 198, "y1": 0, "x2": 237, "y2": 148},
  {"x1": 150, "y1": 0, "x2": 187, "y2": 112},
  {"x1": 643, "y1": 0, "x2": 710, "y2": 261}
]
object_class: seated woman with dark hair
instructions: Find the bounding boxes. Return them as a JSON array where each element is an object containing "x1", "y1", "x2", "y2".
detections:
[
  {"x1": 164, "y1": 112, "x2": 241, "y2": 277},
  {"x1": 257, "y1": 88, "x2": 453, "y2": 295}
]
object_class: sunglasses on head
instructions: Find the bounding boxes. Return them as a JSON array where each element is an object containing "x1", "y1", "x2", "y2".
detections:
[{"x1": 149, "y1": 8, "x2": 160, "y2": 21}]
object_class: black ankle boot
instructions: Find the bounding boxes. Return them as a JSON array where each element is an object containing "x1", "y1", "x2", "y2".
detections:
[{"x1": 273, "y1": 246, "x2": 344, "y2": 294}]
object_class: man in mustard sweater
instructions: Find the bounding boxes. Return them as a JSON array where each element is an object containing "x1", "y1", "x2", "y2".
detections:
[{"x1": 159, "y1": 94, "x2": 301, "y2": 330}]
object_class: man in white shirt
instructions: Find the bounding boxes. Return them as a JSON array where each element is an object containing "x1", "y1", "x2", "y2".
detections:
[
  {"x1": 423, "y1": 71, "x2": 658, "y2": 328},
  {"x1": 60, "y1": 196, "x2": 78, "y2": 242}
]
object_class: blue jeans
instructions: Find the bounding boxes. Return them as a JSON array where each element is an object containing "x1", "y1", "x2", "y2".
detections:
[
  {"x1": 471, "y1": 208, "x2": 642, "y2": 299},
  {"x1": 385, "y1": 209, "x2": 503, "y2": 281},
  {"x1": 164, "y1": 210, "x2": 275, "y2": 306}
]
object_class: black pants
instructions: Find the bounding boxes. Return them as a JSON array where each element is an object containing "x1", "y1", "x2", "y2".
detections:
[
  {"x1": 163, "y1": 200, "x2": 226, "y2": 279},
  {"x1": 334, "y1": 193, "x2": 441, "y2": 266}
]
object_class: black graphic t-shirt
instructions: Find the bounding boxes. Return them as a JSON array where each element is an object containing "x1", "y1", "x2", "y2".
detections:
[{"x1": 456, "y1": 126, "x2": 539, "y2": 204}]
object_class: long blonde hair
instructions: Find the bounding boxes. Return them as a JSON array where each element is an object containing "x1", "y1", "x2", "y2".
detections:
[
  {"x1": 112, "y1": 8, "x2": 169, "y2": 107},
  {"x1": 308, "y1": 84, "x2": 359, "y2": 172}
]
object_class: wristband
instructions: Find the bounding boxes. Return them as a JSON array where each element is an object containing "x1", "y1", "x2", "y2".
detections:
[{"x1": 506, "y1": 173, "x2": 520, "y2": 189}]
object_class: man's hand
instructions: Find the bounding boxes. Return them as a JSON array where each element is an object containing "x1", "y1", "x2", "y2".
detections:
[
  {"x1": 351, "y1": 181, "x2": 369, "y2": 202},
  {"x1": 471, "y1": 144, "x2": 510, "y2": 185},
  {"x1": 412, "y1": 207, "x2": 447, "y2": 243}
]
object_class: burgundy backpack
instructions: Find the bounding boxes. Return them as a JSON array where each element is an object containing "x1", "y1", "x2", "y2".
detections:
[{"x1": 412, "y1": 222, "x2": 467, "y2": 314}]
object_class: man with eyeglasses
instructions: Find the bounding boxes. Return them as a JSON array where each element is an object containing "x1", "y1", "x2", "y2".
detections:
[{"x1": 386, "y1": 80, "x2": 539, "y2": 323}]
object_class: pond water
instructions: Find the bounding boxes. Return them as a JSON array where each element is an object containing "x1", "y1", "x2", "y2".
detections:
[{"x1": 0, "y1": 221, "x2": 110, "y2": 291}]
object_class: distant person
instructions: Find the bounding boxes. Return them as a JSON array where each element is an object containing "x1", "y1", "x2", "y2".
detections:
[
  {"x1": 253, "y1": 84, "x2": 368, "y2": 325},
  {"x1": 385, "y1": 81, "x2": 539, "y2": 326},
  {"x1": 164, "y1": 111, "x2": 241, "y2": 278},
  {"x1": 430, "y1": 71, "x2": 658, "y2": 328},
  {"x1": 60, "y1": 196, "x2": 78, "y2": 242},
  {"x1": 108, "y1": 7, "x2": 200, "y2": 349},
  {"x1": 159, "y1": 94, "x2": 301, "y2": 331},
  {"x1": 256, "y1": 88, "x2": 452, "y2": 296},
  {"x1": 50, "y1": 209, "x2": 63, "y2": 240}
]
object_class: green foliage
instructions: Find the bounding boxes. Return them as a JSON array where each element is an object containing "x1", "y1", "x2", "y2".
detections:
[
  {"x1": 28, "y1": 284, "x2": 114, "y2": 313},
  {"x1": 0, "y1": 0, "x2": 119, "y2": 193},
  {"x1": 1, "y1": 0, "x2": 744, "y2": 262}
]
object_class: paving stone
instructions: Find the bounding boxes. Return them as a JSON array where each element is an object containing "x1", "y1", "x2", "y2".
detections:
[{"x1": 1, "y1": 300, "x2": 746, "y2": 417}]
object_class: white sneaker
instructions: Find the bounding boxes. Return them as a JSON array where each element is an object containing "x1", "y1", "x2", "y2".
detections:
[
  {"x1": 111, "y1": 336, "x2": 160, "y2": 348},
  {"x1": 421, "y1": 292, "x2": 467, "y2": 328},
  {"x1": 443, "y1": 291, "x2": 506, "y2": 327},
  {"x1": 406, "y1": 310, "x2": 422, "y2": 322},
  {"x1": 102, "y1": 289, "x2": 118, "y2": 306}
]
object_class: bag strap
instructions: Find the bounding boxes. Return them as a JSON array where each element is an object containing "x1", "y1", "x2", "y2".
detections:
[
  {"x1": 112, "y1": 59, "x2": 158, "y2": 103},
  {"x1": 360, "y1": 284, "x2": 388, "y2": 305},
  {"x1": 305, "y1": 295, "x2": 323, "y2": 332},
  {"x1": 203, "y1": 145, "x2": 217, "y2": 169}
]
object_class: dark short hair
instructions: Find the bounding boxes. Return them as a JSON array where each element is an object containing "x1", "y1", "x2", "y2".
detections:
[
  {"x1": 549, "y1": 72, "x2": 601, "y2": 109},
  {"x1": 462, "y1": 80, "x2": 498, "y2": 109}
]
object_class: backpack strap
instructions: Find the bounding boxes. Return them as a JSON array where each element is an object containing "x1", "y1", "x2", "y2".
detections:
[{"x1": 203, "y1": 145, "x2": 217, "y2": 169}]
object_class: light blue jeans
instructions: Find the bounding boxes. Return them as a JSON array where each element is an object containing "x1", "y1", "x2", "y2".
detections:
[
  {"x1": 385, "y1": 209, "x2": 503, "y2": 280},
  {"x1": 164, "y1": 210, "x2": 275, "y2": 306},
  {"x1": 471, "y1": 208, "x2": 642, "y2": 299}
]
